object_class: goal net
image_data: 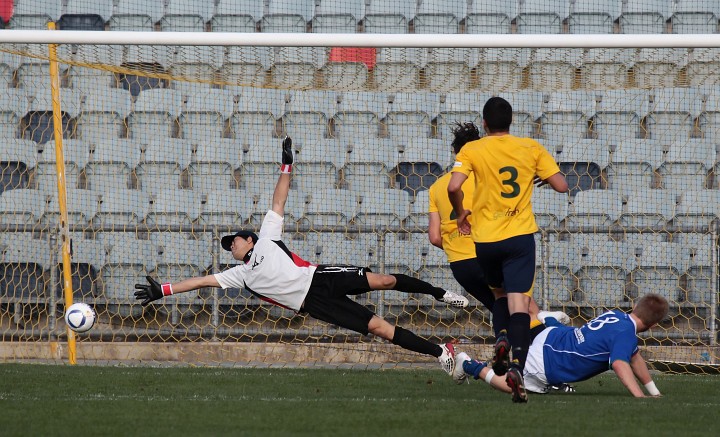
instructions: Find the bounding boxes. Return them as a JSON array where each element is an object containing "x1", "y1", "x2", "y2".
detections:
[{"x1": 0, "y1": 0, "x2": 718, "y2": 372}]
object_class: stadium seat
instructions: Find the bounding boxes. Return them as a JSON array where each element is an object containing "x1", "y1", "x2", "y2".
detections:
[
  {"x1": 282, "y1": 90, "x2": 337, "y2": 140},
  {"x1": 269, "y1": 46, "x2": 327, "y2": 89},
  {"x1": 120, "y1": 46, "x2": 172, "y2": 96},
  {"x1": 151, "y1": 233, "x2": 211, "y2": 306},
  {"x1": 341, "y1": 139, "x2": 397, "y2": 192},
  {"x1": 372, "y1": 48, "x2": 427, "y2": 92},
  {"x1": 128, "y1": 89, "x2": 183, "y2": 143},
  {"x1": 527, "y1": 48, "x2": 584, "y2": 91},
  {"x1": 188, "y1": 139, "x2": 244, "y2": 193},
  {"x1": 686, "y1": 48, "x2": 720, "y2": 87},
  {"x1": 221, "y1": 46, "x2": 274, "y2": 89},
  {"x1": 54, "y1": 233, "x2": 105, "y2": 299},
  {"x1": 354, "y1": 188, "x2": 411, "y2": 229},
  {"x1": 312, "y1": 0, "x2": 364, "y2": 33},
  {"x1": 568, "y1": 0, "x2": 622, "y2": 34},
  {"x1": 169, "y1": 46, "x2": 224, "y2": 95},
  {"x1": 0, "y1": 51, "x2": 22, "y2": 89},
  {"x1": 235, "y1": 89, "x2": 287, "y2": 135},
  {"x1": 659, "y1": 139, "x2": 716, "y2": 190},
  {"x1": 320, "y1": 48, "x2": 371, "y2": 90},
  {"x1": 465, "y1": 0, "x2": 517, "y2": 34},
  {"x1": 414, "y1": 0, "x2": 466, "y2": 34},
  {"x1": 58, "y1": 0, "x2": 113, "y2": 31},
  {"x1": 247, "y1": 188, "x2": 306, "y2": 226},
  {"x1": 498, "y1": 91, "x2": 544, "y2": 138},
  {"x1": 312, "y1": 232, "x2": 379, "y2": 269},
  {"x1": 576, "y1": 240, "x2": 636, "y2": 306},
  {"x1": 672, "y1": 190, "x2": 720, "y2": 229},
  {"x1": 516, "y1": 0, "x2": 570, "y2": 34},
  {"x1": 0, "y1": 189, "x2": 46, "y2": 227},
  {"x1": 424, "y1": 48, "x2": 474, "y2": 92},
  {"x1": 436, "y1": 92, "x2": 488, "y2": 139},
  {"x1": 197, "y1": 191, "x2": 254, "y2": 229},
  {"x1": 68, "y1": 45, "x2": 123, "y2": 91},
  {"x1": 677, "y1": 233, "x2": 715, "y2": 305},
  {"x1": 532, "y1": 187, "x2": 570, "y2": 229},
  {"x1": 146, "y1": 189, "x2": 203, "y2": 229},
  {"x1": 541, "y1": 91, "x2": 595, "y2": 143},
  {"x1": 385, "y1": 92, "x2": 439, "y2": 139},
  {"x1": 110, "y1": 0, "x2": 163, "y2": 31},
  {"x1": 473, "y1": 48, "x2": 530, "y2": 92},
  {"x1": 92, "y1": 189, "x2": 150, "y2": 227},
  {"x1": 160, "y1": 0, "x2": 214, "y2": 32},
  {"x1": 619, "y1": 189, "x2": 678, "y2": 228},
  {"x1": 607, "y1": 139, "x2": 665, "y2": 191},
  {"x1": 34, "y1": 139, "x2": 89, "y2": 191},
  {"x1": 333, "y1": 91, "x2": 388, "y2": 139},
  {"x1": 383, "y1": 233, "x2": 424, "y2": 274},
  {"x1": 0, "y1": 90, "x2": 29, "y2": 140},
  {"x1": 565, "y1": 189, "x2": 623, "y2": 227},
  {"x1": 672, "y1": 0, "x2": 720, "y2": 34},
  {"x1": 302, "y1": 189, "x2": 357, "y2": 228},
  {"x1": 136, "y1": 139, "x2": 193, "y2": 191},
  {"x1": 363, "y1": 0, "x2": 416, "y2": 34},
  {"x1": 542, "y1": 240, "x2": 581, "y2": 306},
  {"x1": 646, "y1": 87, "x2": 701, "y2": 144},
  {"x1": 699, "y1": 86, "x2": 720, "y2": 142},
  {"x1": 181, "y1": 89, "x2": 235, "y2": 140},
  {"x1": 394, "y1": 139, "x2": 448, "y2": 198},
  {"x1": 579, "y1": 48, "x2": 635, "y2": 90},
  {"x1": 620, "y1": 0, "x2": 672, "y2": 34},
  {"x1": 405, "y1": 194, "x2": 430, "y2": 230},
  {"x1": 291, "y1": 139, "x2": 345, "y2": 192},
  {"x1": 632, "y1": 243, "x2": 689, "y2": 304},
  {"x1": 22, "y1": 90, "x2": 81, "y2": 145},
  {"x1": 261, "y1": 0, "x2": 315, "y2": 33},
  {"x1": 212, "y1": 0, "x2": 264, "y2": 32},
  {"x1": 9, "y1": 0, "x2": 62, "y2": 29},
  {"x1": 78, "y1": 89, "x2": 132, "y2": 145},
  {"x1": 0, "y1": 139, "x2": 36, "y2": 195},
  {"x1": 84, "y1": 139, "x2": 141, "y2": 191},
  {"x1": 593, "y1": 89, "x2": 649, "y2": 141},
  {"x1": 553, "y1": 139, "x2": 610, "y2": 196},
  {"x1": 41, "y1": 189, "x2": 99, "y2": 228},
  {"x1": 633, "y1": 48, "x2": 688, "y2": 88},
  {"x1": 239, "y1": 135, "x2": 284, "y2": 192},
  {"x1": 0, "y1": 232, "x2": 51, "y2": 300},
  {"x1": 98, "y1": 234, "x2": 156, "y2": 308}
]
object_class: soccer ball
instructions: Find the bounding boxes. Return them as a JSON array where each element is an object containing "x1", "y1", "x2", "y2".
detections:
[{"x1": 64, "y1": 303, "x2": 96, "y2": 333}]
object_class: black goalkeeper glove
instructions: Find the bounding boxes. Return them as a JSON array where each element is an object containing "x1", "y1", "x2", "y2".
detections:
[
  {"x1": 134, "y1": 276, "x2": 170, "y2": 307},
  {"x1": 281, "y1": 136, "x2": 293, "y2": 165}
]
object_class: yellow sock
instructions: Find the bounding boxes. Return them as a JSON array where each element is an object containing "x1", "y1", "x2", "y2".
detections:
[{"x1": 530, "y1": 319, "x2": 542, "y2": 329}]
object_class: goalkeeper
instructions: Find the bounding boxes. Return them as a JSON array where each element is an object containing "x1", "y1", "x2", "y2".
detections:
[
  {"x1": 135, "y1": 136, "x2": 468, "y2": 376},
  {"x1": 454, "y1": 293, "x2": 668, "y2": 398}
]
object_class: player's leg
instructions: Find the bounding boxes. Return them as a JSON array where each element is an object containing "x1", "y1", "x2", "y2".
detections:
[
  {"x1": 365, "y1": 272, "x2": 468, "y2": 308},
  {"x1": 449, "y1": 258, "x2": 495, "y2": 311}
]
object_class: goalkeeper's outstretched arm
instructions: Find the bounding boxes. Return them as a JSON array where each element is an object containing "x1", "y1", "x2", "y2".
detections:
[
  {"x1": 134, "y1": 275, "x2": 220, "y2": 307},
  {"x1": 272, "y1": 136, "x2": 293, "y2": 217}
]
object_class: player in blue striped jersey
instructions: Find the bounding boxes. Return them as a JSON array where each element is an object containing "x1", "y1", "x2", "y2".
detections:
[{"x1": 456, "y1": 294, "x2": 668, "y2": 398}]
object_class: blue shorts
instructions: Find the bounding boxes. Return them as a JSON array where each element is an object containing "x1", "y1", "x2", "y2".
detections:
[{"x1": 474, "y1": 233, "x2": 536, "y2": 294}]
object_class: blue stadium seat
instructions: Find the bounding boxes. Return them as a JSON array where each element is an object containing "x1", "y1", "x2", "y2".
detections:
[
  {"x1": 181, "y1": 89, "x2": 235, "y2": 140},
  {"x1": 128, "y1": 89, "x2": 183, "y2": 143},
  {"x1": 78, "y1": 89, "x2": 132, "y2": 145},
  {"x1": 312, "y1": 0, "x2": 364, "y2": 33},
  {"x1": 136, "y1": 139, "x2": 193, "y2": 191},
  {"x1": 34, "y1": 139, "x2": 89, "y2": 191},
  {"x1": 517, "y1": 0, "x2": 570, "y2": 34},
  {"x1": 9, "y1": 0, "x2": 62, "y2": 29},
  {"x1": 58, "y1": 0, "x2": 113, "y2": 31},
  {"x1": 161, "y1": 0, "x2": 214, "y2": 32},
  {"x1": 212, "y1": 0, "x2": 264, "y2": 32},
  {"x1": 414, "y1": 0, "x2": 466, "y2": 34},
  {"x1": 672, "y1": 0, "x2": 720, "y2": 34},
  {"x1": 660, "y1": 139, "x2": 716, "y2": 191},
  {"x1": 333, "y1": 91, "x2": 388, "y2": 139},
  {"x1": 569, "y1": 0, "x2": 622, "y2": 34},
  {"x1": 465, "y1": 0, "x2": 517, "y2": 34},
  {"x1": 261, "y1": 0, "x2": 315, "y2": 33},
  {"x1": 110, "y1": 0, "x2": 163, "y2": 31},
  {"x1": 363, "y1": 0, "x2": 416, "y2": 34},
  {"x1": 189, "y1": 139, "x2": 244, "y2": 193},
  {"x1": 607, "y1": 139, "x2": 665, "y2": 191},
  {"x1": 620, "y1": 0, "x2": 672, "y2": 34}
]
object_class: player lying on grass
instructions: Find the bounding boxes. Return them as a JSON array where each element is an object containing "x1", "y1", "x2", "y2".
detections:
[
  {"x1": 453, "y1": 293, "x2": 668, "y2": 398},
  {"x1": 135, "y1": 136, "x2": 468, "y2": 375}
]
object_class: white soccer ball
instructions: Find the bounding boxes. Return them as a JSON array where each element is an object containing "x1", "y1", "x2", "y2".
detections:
[{"x1": 64, "y1": 302, "x2": 96, "y2": 333}]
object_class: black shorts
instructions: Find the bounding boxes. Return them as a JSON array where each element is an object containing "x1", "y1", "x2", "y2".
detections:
[
  {"x1": 475, "y1": 233, "x2": 536, "y2": 294},
  {"x1": 302, "y1": 265, "x2": 376, "y2": 335},
  {"x1": 450, "y1": 258, "x2": 495, "y2": 311}
]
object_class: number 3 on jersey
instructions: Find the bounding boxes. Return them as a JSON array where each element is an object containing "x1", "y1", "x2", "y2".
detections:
[{"x1": 499, "y1": 166, "x2": 520, "y2": 198}]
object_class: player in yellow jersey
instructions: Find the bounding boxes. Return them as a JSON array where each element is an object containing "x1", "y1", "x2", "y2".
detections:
[
  {"x1": 448, "y1": 97, "x2": 569, "y2": 403},
  {"x1": 428, "y1": 122, "x2": 567, "y2": 339}
]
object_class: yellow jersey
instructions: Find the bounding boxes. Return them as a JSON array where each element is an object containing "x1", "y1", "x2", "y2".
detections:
[
  {"x1": 428, "y1": 172, "x2": 477, "y2": 263},
  {"x1": 452, "y1": 134, "x2": 560, "y2": 243}
]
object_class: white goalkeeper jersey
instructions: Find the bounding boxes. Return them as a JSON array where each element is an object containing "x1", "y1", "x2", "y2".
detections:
[{"x1": 214, "y1": 210, "x2": 317, "y2": 311}]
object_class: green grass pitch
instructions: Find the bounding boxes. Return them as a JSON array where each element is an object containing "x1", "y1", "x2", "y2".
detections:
[{"x1": 1, "y1": 363, "x2": 718, "y2": 436}]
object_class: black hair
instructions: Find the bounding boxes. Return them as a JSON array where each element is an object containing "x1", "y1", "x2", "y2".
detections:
[
  {"x1": 482, "y1": 97, "x2": 513, "y2": 133},
  {"x1": 450, "y1": 121, "x2": 481, "y2": 154}
]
